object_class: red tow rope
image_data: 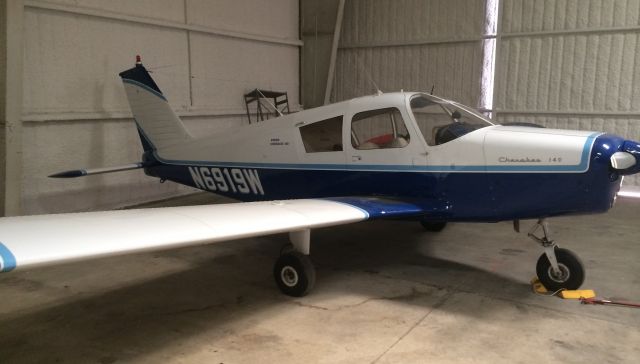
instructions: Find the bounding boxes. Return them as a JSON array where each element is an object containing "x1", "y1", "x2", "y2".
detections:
[{"x1": 580, "y1": 297, "x2": 640, "y2": 308}]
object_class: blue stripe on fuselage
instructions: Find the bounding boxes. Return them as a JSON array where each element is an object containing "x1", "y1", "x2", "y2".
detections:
[
  {"x1": 0, "y1": 242, "x2": 17, "y2": 272},
  {"x1": 148, "y1": 133, "x2": 600, "y2": 173}
]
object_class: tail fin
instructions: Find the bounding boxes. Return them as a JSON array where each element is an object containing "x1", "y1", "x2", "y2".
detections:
[{"x1": 119, "y1": 56, "x2": 191, "y2": 151}]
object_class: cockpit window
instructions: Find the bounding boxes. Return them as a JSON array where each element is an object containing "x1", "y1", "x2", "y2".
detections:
[
  {"x1": 351, "y1": 108, "x2": 410, "y2": 150},
  {"x1": 410, "y1": 95, "x2": 493, "y2": 146},
  {"x1": 299, "y1": 115, "x2": 343, "y2": 153}
]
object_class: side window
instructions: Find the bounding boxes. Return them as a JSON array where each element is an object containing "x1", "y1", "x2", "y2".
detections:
[
  {"x1": 299, "y1": 116, "x2": 343, "y2": 153},
  {"x1": 351, "y1": 108, "x2": 410, "y2": 150}
]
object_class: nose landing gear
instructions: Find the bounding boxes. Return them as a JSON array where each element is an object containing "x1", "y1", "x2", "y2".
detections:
[{"x1": 528, "y1": 219, "x2": 585, "y2": 291}]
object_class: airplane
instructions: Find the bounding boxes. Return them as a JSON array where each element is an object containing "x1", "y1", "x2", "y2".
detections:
[{"x1": 1, "y1": 56, "x2": 639, "y2": 297}]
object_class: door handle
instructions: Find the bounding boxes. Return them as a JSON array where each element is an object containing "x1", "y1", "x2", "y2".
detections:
[{"x1": 352, "y1": 155, "x2": 362, "y2": 162}]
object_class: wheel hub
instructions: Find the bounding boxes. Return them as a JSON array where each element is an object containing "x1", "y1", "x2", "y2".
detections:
[
  {"x1": 548, "y1": 263, "x2": 570, "y2": 283},
  {"x1": 280, "y1": 265, "x2": 299, "y2": 287}
]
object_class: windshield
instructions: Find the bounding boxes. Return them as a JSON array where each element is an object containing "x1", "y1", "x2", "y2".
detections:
[{"x1": 409, "y1": 94, "x2": 494, "y2": 146}]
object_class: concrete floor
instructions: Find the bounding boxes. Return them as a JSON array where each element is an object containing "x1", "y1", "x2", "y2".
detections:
[{"x1": 1, "y1": 193, "x2": 639, "y2": 363}]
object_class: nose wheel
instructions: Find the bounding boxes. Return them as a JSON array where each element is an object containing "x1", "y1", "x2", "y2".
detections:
[
  {"x1": 528, "y1": 219, "x2": 585, "y2": 291},
  {"x1": 535, "y1": 247, "x2": 585, "y2": 291}
]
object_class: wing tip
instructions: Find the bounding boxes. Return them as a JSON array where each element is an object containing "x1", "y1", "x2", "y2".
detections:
[{"x1": 0, "y1": 242, "x2": 17, "y2": 272}]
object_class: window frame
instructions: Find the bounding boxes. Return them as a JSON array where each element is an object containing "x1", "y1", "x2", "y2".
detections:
[
  {"x1": 349, "y1": 107, "x2": 411, "y2": 151},
  {"x1": 298, "y1": 115, "x2": 344, "y2": 153}
]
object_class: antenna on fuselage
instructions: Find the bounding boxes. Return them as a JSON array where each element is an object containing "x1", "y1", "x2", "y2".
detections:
[
  {"x1": 371, "y1": 78, "x2": 382, "y2": 95},
  {"x1": 430, "y1": 84, "x2": 435, "y2": 95},
  {"x1": 353, "y1": 52, "x2": 382, "y2": 95}
]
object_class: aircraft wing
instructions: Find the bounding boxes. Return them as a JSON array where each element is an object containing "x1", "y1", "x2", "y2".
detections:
[{"x1": 0, "y1": 197, "x2": 428, "y2": 273}]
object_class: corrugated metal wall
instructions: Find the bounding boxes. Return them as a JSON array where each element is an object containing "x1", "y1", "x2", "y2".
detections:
[
  {"x1": 20, "y1": 0, "x2": 300, "y2": 214},
  {"x1": 333, "y1": 0, "x2": 640, "y2": 187},
  {"x1": 495, "y1": 0, "x2": 640, "y2": 187},
  {"x1": 331, "y1": 0, "x2": 488, "y2": 107}
]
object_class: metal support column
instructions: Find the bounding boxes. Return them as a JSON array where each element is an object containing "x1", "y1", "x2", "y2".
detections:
[
  {"x1": 0, "y1": 0, "x2": 24, "y2": 216},
  {"x1": 323, "y1": 0, "x2": 345, "y2": 105}
]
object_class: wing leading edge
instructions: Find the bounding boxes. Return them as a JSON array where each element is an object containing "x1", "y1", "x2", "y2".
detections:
[
  {"x1": 0, "y1": 199, "x2": 368, "y2": 272},
  {"x1": 0, "y1": 197, "x2": 434, "y2": 273}
]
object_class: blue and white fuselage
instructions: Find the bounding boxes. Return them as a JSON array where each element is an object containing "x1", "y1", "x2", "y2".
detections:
[{"x1": 125, "y1": 77, "x2": 638, "y2": 222}]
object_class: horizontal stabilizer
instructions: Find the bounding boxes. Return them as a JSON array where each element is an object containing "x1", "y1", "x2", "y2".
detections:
[{"x1": 49, "y1": 163, "x2": 145, "y2": 178}]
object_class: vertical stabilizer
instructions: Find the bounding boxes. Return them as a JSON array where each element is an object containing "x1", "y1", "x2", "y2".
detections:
[{"x1": 119, "y1": 56, "x2": 191, "y2": 151}]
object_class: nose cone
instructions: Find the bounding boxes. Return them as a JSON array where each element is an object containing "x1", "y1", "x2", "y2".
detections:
[{"x1": 612, "y1": 140, "x2": 640, "y2": 175}]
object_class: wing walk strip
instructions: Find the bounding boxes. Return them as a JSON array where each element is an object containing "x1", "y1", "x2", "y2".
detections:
[{"x1": 0, "y1": 199, "x2": 368, "y2": 273}]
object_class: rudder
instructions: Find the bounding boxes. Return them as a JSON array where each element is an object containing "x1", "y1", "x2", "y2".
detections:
[{"x1": 119, "y1": 56, "x2": 191, "y2": 151}]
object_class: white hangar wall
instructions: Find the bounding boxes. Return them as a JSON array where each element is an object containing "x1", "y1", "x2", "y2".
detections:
[
  {"x1": 331, "y1": 0, "x2": 489, "y2": 107},
  {"x1": 20, "y1": 0, "x2": 300, "y2": 214},
  {"x1": 495, "y1": 0, "x2": 640, "y2": 187}
]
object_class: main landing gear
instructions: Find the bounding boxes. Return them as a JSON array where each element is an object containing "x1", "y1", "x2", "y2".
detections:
[
  {"x1": 273, "y1": 229, "x2": 316, "y2": 297},
  {"x1": 528, "y1": 219, "x2": 585, "y2": 291}
]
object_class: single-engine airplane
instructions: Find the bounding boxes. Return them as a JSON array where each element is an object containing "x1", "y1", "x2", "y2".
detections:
[{"x1": 1, "y1": 57, "x2": 639, "y2": 297}]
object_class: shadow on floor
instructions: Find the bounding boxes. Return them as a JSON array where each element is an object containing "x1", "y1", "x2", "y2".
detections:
[{"x1": 0, "y1": 219, "x2": 531, "y2": 363}]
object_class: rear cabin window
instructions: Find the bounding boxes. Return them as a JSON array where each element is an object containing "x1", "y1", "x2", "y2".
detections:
[
  {"x1": 299, "y1": 116, "x2": 343, "y2": 153},
  {"x1": 351, "y1": 108, "x2": 410, "y2": 150}
]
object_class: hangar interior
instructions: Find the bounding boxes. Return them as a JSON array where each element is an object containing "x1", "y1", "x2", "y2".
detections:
[
  {"x1": 2, "y1": 0, "x2": 640, "y2": 216},
  {"x1": 1, "y1": 0, "x2": 640, "y2": 363}
]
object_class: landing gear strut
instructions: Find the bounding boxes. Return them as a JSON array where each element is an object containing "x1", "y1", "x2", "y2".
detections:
[
  {"x1": 528, "y1": 219, "x2": 585, "y2": 291},
  {"x1": 273, "y1": 229, "x2": 316, "y2": 297}
]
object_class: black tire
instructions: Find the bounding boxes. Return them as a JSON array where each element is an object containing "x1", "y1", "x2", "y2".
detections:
[
  {"x1": 273, "y1": 252, "x2": 316, "y2": 297},
  {"x1": 420, "y1": 221, "x2": 447, "y2": 232},
  {"x1": 536, "y1": 247, "x2": 585, "y2": 291}
]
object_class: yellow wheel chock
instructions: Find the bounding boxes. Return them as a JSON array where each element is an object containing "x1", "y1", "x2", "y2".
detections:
[{"x1": 530, "y1": 277, "x2": 595, "y2": 299}]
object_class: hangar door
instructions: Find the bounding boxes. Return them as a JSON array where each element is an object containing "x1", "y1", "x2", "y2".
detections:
[{"x1": 494, "y1": 0, "x2": 640, "y2": 188}]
